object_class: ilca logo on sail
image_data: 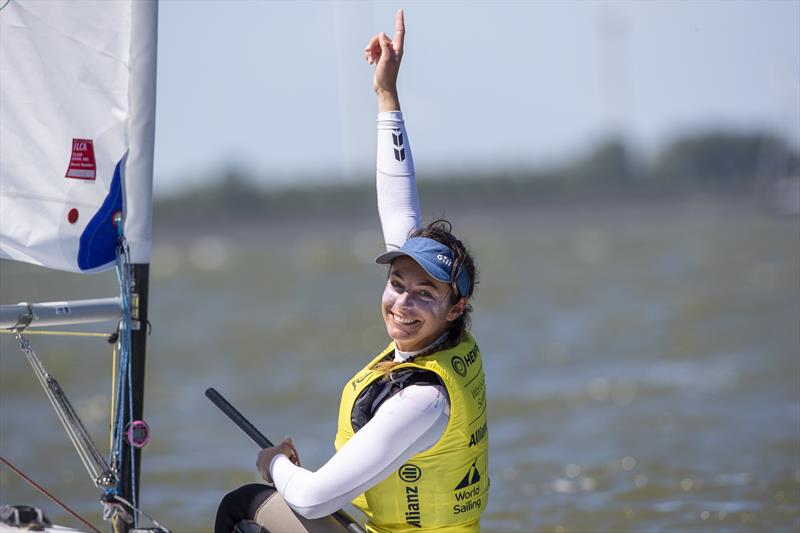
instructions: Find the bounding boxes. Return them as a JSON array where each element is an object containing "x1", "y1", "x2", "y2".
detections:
[{"x1": 453, "y1": 460, "x2": 482, "y2": 515}]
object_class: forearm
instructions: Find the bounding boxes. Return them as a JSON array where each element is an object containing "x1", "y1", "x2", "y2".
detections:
[
  {"x1": 270, "y1": 455, "x2": 375, "y2": 519},
  {"x1": 270, "y1": 386, "x2": 448, "y2": 519},
  {"x1": 376, "y1": 110, "x2": 420, "y2": 250},
  {"x1": 377, "y1": 89, "x2": 400, "y2": 113}
]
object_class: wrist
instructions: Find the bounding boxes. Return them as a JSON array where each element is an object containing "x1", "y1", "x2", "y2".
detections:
[{"x1": 377, "y1": 89, "x2": 400, "y2": 112}]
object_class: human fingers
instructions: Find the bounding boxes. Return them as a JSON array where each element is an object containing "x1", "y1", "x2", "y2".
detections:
[
  {"x1": 256, "y1": 448, "x2": 273, "y2": 482},
  {"x1": 282, "y1": 437, "x2": 302, "y2": 467},
  {"x1": 364, "y1": 33, "x2": 381, "y2": 64},
  {"x1": 392, "y1": 9, "x2": 405, "y2": 56},
  {"x1": 280, "y1": 437, "x2": 295, "y2": 462},
  {"x1": 378, "y1": 32, "x2": 393, "y2": 62}
]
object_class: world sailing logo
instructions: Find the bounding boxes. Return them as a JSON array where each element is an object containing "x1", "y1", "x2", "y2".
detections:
[
  {"x1": 455, "y1": 461, "x2": 480, "y2": 490},
  {"x1": 453, "y1": 460, "x2": 482, "y2": 515}
]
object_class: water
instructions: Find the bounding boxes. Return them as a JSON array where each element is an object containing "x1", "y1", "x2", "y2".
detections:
[{"x1": 1, "y1": 198, "x2": 798, "y2": 532}]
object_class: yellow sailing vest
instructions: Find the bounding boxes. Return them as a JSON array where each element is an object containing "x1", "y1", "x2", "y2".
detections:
[{"x1": 335, "y1": 333, "x2": 489, "y2": 533}]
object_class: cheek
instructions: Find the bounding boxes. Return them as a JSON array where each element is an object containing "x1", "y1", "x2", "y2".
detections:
[
  {"x1": 381, "y1": 286, "x2": 395, "y2": 309},
  {"x1": 418, "y1": 299, "x2": 445, "y2": 320}
]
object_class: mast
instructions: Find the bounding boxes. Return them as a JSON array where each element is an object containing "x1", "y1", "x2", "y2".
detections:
[
  {"x1": 113, "y1": 2, "x2": 158, "y2": 531},
  {"x1": 111, "y1": 266, "x2": 149, "y2": 533}
]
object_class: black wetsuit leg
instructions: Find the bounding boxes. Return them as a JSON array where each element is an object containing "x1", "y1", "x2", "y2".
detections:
[{"x1": 215, "y1": 483, "x2": 276, "y2": 533}]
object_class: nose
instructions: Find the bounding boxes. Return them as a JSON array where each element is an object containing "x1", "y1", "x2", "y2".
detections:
[{"x1": 394, "y1": 290, "x2": 413, "y2": 310}]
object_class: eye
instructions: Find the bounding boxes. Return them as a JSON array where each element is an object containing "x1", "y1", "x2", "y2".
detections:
[
  {"x1": 418, "y1": 290, "x2": 433, "y2": 300},
  {"x1": 390, "y1": 279, "x2": 403, "y2": 290}
]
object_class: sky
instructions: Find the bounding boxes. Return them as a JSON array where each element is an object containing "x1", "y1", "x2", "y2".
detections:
[{"x1": 154, "y1": 0, "x2": 800, "y2": 194}]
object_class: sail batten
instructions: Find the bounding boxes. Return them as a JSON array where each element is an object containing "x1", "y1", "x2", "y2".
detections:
[{"x1": 0, "y1": 0, "x2": 156, "y2": 272}]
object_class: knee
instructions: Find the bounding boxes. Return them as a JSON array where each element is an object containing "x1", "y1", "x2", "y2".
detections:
[
  {"x1": 220, "y1": 484, "x2": 257, "y2": 508},
  {"x1": 218, "y1": 483, "x2": 277, "y2": 519}
]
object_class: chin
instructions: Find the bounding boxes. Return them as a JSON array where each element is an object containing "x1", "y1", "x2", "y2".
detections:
[
  {"x1": 387, "y1": 327, "x2": 411, "y2": 343},
  {"x1": 386, "y1": 327, "x2": 416, "y2": 349}
]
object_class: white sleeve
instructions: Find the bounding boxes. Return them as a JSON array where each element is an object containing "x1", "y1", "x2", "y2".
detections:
[
  {"x1": 376, "y1": 111, "x2": 421, "y2": 251},
  {"x1": 269, "y1": 384, "x2": 449, "y2": 519}
]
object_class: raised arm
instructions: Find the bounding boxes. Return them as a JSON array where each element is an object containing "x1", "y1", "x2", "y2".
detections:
[{"x1": 367, "y1": 10, "x2": 420, "y2": 250}]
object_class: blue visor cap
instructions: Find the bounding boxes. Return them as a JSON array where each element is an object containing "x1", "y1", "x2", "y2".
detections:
[{"x1": 375, "y1": 236, "x2": 471, "y2": 297}]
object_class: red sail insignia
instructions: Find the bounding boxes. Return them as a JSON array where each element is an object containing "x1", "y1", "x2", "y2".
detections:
[{"x1": 65, "y1": 138, "x2": 97, "y2": 180}]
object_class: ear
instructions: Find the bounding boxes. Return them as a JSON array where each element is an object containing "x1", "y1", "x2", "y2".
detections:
[{"x1": 446, "y1": 297, "x2": 468, "y2": 322}]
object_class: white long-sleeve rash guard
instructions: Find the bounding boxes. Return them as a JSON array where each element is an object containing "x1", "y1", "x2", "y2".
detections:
[
  {"x1": 375, "y1": 111, "x2": 420, "y2": 250},
  {"x1": 269, "y1": 112, "x2": 451, "y2": 520}
]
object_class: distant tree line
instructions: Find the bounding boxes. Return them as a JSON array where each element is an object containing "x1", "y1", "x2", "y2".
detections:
[{"x1": 155, "y1": 130, "x2": 799, "y2": 224}]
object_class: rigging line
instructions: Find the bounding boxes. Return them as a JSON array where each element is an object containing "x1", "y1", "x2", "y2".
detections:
[
  {"x1": 112, "y1": 218, "x2": 139, "y2": 527},
  {"x1": 15, "y1": 332, "x2": 116, "y2": 489},
  {"x1": 0, "y1": 329, "x2": 113, "y2": 338},
  {"x1": 110, "y1": 340, "x2": 118, "y2": 451},
  {"x1": 0, "y1": 455, "x2": 103, "y2": 533},
  {"x1": 110, "y1": 494, "x2": 170, "y2": 533}
]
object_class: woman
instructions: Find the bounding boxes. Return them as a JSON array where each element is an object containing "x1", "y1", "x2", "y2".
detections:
[{"x1": 216, "y1": 11, "x2": 488, "y2": 533}]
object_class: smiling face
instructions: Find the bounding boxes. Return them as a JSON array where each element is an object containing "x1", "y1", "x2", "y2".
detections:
[{"x1": 381, "y1": 256, "x2": 466, "y2": 352}]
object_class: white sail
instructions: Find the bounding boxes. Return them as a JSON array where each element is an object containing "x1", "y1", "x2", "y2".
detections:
[{"x1": 0, "y1": 0, "x2": 157, "y2": 272}]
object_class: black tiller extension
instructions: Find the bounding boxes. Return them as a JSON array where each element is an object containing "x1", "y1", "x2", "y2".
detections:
[{"x1": 205, "y1": 387, "x2": 365, "y2": 533}]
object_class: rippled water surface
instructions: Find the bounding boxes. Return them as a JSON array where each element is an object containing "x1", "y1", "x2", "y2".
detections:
[{"x1": 1, "y1": 199, "x2": 798, "y2": 532}]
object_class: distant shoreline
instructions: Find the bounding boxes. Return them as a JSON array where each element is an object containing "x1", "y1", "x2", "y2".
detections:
[{"x1": 152, "y1": 186, "x2": 783, "y2": 247}]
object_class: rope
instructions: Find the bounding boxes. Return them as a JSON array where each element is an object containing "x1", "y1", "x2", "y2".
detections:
[
  {"x1": 110, "y1": 341, "x2": 118, "y2": 451},
  {"x1": 0, "y1": 329, "x2": 113, "y2": 338},
  {"x1": 109, "y1": 494, "x2": 170, "y2": 533},
  {"x1": 0, "y1": 455, "x2": 103, "y2": 533},
  {"x1": 14, "y1": 332, "x2": 116, "y2": 489},
  {"x1": 110, "y1": 216, "x2": 138, "y2": 528}
]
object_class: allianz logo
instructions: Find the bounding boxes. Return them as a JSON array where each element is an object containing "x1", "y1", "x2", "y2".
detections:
[
  {"x1": 405, "y1": 486, "x2": 421, "y2": 528},
  {"x1": 399, "y1": 463, "x2": 422, "y2": 528},
  {"x1": 436, "y1": 254, "x2": 453, "y2": 267},
  {"x1": 468, "y1": 422, "x2": 487, "y2": 447}
]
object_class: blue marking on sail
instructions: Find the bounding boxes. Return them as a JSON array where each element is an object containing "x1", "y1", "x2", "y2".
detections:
[{"x1": 77, "y1": 159, "x2": 123, "y2": 270}]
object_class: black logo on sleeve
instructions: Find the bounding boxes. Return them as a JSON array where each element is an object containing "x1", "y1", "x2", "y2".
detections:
[{"x1": 392, "y1": 129, "x2": 406, "y2": 162}]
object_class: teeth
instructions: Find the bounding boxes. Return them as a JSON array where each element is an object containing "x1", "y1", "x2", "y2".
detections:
[{"x1": 392, "y1": 313, "x2": 417, "y2": 325}]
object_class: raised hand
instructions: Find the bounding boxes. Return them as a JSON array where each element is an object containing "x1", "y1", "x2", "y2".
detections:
[{"x1": 364, "y1": 9, "x2": 405, "y2": 110}]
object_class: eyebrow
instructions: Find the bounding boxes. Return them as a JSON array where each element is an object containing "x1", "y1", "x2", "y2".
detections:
[{"x1": 389, "y1": 268, "x2": 440, "y2": 289}]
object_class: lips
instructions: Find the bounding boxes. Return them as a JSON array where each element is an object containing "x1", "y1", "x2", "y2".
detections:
[{"x1": 390, "y1": 311, "x2": 420, "y2": 326}]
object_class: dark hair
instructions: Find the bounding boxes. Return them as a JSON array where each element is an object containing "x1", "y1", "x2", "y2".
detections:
[{"x1": 407, "y1": 219, "x2": 477, "y2": 350}]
